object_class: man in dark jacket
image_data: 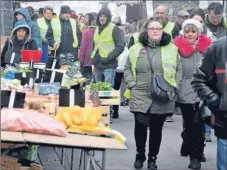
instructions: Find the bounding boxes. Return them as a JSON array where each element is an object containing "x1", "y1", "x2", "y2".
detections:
[
  {"x1": 14, "y1": 8, "x2": 42, "y2": 49},
  {"x1": 91, "y1": 8, "x2": 124, "y2": 122},
  {"x1": 46, "y1": 5, "x2": 82, "y2": 65},
  {"x1": 205, "y1": 2, "x2": 227, "y2": 41},
  {"x1": 192, "y1": 36, "x2": 227, "y2": 170},
  {"x1": 91, "y1": 7, "x2": 124, "y2": 85},
  {"x1": 172, "y1": 10, "x2": 190, "y2": 39},
  {"x1": 1, "y1": 20, "x2": 38, "y2": 67}
]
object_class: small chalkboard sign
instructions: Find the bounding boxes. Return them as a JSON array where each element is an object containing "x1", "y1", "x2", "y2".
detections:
[
  {"x1": 66, "y1": 61, "x2": 81, "y2": 79},
  {"x1": 38, "y1": 82, "x2": 61, "y2": 95},
  {"x1": 58, "y1": 53, "x2": 75, "y2": 66}
]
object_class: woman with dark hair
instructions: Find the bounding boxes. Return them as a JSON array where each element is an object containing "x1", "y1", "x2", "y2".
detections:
[
  {"x1": 79, "y1": 20, "x2": 97, "y2": 81},
  {"x1": 1, "y1": 20, "x2": 38, "y2": 67},
  {"x1": 124, "y1": 17, "x2": 182, "y2": 170},
  {"x1": 84, "y1": 13, "x2": 95, "y2": 27},
  {"x1": 174, "y1": 18, "x2": 212, "y2": 170}
]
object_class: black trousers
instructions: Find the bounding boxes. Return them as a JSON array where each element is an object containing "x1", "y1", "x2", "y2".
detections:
[
  {"x1": 179, "y1": 103, "x2": 205, "y2": 160},
  {"x1": 82, "y1": 66, "x2": 92, "y2": 82},
  {"x1": 134, "y1": 113, "x2": 166, "y2": 159},
  {"x1": 112, "y1": 72, "x2": 123, "y2": 113}
]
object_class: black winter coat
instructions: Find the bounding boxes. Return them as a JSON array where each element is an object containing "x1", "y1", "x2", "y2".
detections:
[{"x1": 192, "y1": 36, "x2": 227, "y2": 139}]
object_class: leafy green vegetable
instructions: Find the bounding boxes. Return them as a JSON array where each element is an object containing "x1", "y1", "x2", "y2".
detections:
[{"x1": 88, "y1": 82, "x2": 112, "y2": 91}]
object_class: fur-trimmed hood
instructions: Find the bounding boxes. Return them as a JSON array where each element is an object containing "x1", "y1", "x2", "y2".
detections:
[
  {"x1": 174, "y1": 34, "x2": 212, "y2": 57},
  {"x1": 139, "y1": 31, "x2": 172, "y2": 47}
]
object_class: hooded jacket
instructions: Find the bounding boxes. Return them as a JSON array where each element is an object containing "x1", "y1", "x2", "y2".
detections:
[
  {"x1": 14, "y1": 8, "x2": 42, "y2": 49},
  {"x1": 1, "y1": 20, "x2": 38, "y2": 67},
  {"x1": 192, "y1": 36, "x2": 227, "y2": 139},
  {"x1": 91, "y1": 8, "x2": 125, "y2": 70}
]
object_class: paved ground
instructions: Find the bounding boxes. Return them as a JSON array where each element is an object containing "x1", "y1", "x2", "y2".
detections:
[{"x1": 38, "y1": 106, "x2": 217, "y2": 170}]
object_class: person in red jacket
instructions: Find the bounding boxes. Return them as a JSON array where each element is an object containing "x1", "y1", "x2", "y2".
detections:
[{"x1": 79, "y1": 20, "x2": 97, "y2": 81}]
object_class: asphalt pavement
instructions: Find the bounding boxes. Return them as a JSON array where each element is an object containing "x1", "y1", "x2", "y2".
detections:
[{"x1": 38, "y1": 106, "x2": 217, "y2": 170}]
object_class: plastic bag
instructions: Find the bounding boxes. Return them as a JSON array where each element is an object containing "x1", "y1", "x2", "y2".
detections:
[{"x1": 1, "y1": 108, "x2": 68, "y2": 137}]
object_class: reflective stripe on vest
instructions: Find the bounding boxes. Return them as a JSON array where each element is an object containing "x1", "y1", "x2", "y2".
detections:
[
  {"x1": 163, "y1": 21, "x2": 175, "y2": 39},
  {"x1": 51, "y1": 18, "x2": 78, "y2": 48},
  {"x1": 90, "y1": 23, "x2": 116, "y2": 59},
  {"x1": 133, "y1": 32, "x2": 140, "y2": 44},
  {"x1": 124, "y1": 42, "x2": 178, "y2": 99}
]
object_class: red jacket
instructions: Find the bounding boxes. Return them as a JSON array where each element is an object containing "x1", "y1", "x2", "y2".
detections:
[{"x1": 79, "y1": 28, "x2": 94, "y2": 66}]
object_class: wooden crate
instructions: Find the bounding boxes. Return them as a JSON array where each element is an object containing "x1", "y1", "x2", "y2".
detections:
[{"x1": 85, "y1": 90, "x2": 120, "y2": 106}]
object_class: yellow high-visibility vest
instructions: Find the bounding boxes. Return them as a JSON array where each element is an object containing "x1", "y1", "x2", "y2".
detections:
[
  {"x1": 37, "y1": 17, "x2": 54, "y2": 50},
  {"x1": 124, "y1": 42, "x2": 178, "y2": 99},
  {"x1": 51, "y1": 18, "x2": 78, "y2": 48},
  {"x1": 163, "y1": 21, "x2": 175, "y2": 39},
  {"x1": 90, "y1": 23, "x2": 117, "y2": 59}
]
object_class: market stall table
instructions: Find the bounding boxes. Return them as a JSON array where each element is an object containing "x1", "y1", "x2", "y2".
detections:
[{"x1": 1, "y1": 131, "x2": 127, "y2": 170}]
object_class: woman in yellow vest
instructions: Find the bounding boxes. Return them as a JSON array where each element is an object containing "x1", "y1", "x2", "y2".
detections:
[{"x1": 124, "y1": 17, "x2": 182, "y2": 170}]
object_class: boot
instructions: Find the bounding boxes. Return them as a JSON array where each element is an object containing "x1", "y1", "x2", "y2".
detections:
[
  {"x1": 112, "y1": 106, "x2": 119, "y2": 119},
  {"x1": 201, "y1": 154, "x2": 206, "y2": 162},
  {"x1": 148, "y1": 157, "x2": 158, "y2": 170},
  {"x1": 188, "y1": 159, "x2": 201, "y2": 170},
  {"x1": 180, "y1": 142, "x2": 189, "y2": 157},
  {"x1": 134, "y1": 153, "x2": 146, "y2": 169},
  {"x1": 112, "y1": 111, "x2": 119, "y2": 119}
]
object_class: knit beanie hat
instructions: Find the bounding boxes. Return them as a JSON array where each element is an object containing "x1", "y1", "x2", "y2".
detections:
[
  {"x1": 60, "y1": 5, "x2": 71, "y2": 14},
  {"x1": 182, "y1": 18, "x2": 203, "y2": 35}
]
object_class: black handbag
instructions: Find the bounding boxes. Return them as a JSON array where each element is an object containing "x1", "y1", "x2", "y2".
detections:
[{"x1": 146, "y1": 48, "x2": 176, "y2": 103}]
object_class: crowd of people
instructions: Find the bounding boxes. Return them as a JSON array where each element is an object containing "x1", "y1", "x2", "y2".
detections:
[{"x1": 1, "y1": 1, "x2": 227, "y2": 170}]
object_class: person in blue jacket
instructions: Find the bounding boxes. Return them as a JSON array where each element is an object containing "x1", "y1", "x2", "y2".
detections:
[{"x1": 14, "y1": 8, "x2": 42, "y2": 49}]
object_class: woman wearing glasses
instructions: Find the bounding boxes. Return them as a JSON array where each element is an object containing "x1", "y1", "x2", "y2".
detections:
[
  {"x1": 124, "y1": 18, "x2": 182, "y2": 170},
  {"x1": 174, "y1": 19, "x2": 212, "y2": 170}
]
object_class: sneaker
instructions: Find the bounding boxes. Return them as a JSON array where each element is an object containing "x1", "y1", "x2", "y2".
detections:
[
  {"x1": 188, "y1": 159, "x2": 201, "y2": 170},
  {"x1": 148, "y1": 157, "x2": 158, "y2": 170},
  {"x1": 166, "y1": 116, "x2": 173, "y2": 122},
  {"x1": 205, "y1": 135, "x2": 212, "y2": 142},
  {"x1": 134, "y1": 154, "x2": 146, "y2": 169}
]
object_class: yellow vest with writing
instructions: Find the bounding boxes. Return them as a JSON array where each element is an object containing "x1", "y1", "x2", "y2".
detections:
[
  {"x1": 90, "y1": 23, "x2": 116, "y2": 59},
  {"x1": 51, "y1": 18, "x2": 78, "y2": 48},
  {"x1": 124, "y1": 42, "x2": 178, "y2": 99}
]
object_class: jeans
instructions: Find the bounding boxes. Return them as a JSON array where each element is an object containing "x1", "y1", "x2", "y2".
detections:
[
  {"x1": 205, "y1": 124, "x2": 211, "y2": 137},
  {"x1": 179, "y1": 103, "x2": 205, "y2": 160},
  {"x1": 217, "y1": 138, "x2": 227, "y2": 170},
  {"x1": 95, "y1": 68, "x2": 116, "y2": 87},
  {"x1": 134, "y1": 113, "x2": 166, "y2": 160}
]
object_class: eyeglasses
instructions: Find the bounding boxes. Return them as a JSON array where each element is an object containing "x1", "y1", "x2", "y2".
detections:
[{"x1": 148, "y1": 27, "x2": 163, "y2": 31}]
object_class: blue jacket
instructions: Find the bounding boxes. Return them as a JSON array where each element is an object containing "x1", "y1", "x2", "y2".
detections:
[{"x1": 14, "y1": 8, "x2": 42, "y2": 49}]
